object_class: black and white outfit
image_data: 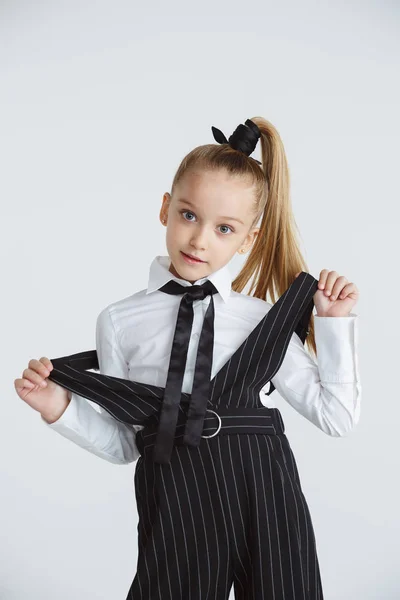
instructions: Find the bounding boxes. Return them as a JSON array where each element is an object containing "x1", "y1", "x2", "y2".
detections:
[{"x1": 44, "y1": 255, "x2": 361, "y2": 599}]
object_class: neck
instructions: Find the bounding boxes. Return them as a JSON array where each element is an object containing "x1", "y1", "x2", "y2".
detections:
[{"x1": 169, "y1": 262, "x2": 200, "y2": 285}]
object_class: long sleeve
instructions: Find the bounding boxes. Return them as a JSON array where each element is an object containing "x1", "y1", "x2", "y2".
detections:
[
  {"x1": 41, "y1": 306, "x2": 142, "y2": 464},
  {"x1": 262, "y1": 313, "x2": 361, "y2": 436}
]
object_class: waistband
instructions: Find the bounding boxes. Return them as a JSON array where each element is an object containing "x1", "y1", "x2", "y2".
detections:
[{"x1": 137, "y1": 406, "x2": 285, "y2": 452}]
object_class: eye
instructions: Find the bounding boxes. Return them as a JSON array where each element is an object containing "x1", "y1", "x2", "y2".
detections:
[
  {"x1": 180, "y1": 210, "x2": 234, "y2": 234},
  {"x1": 181, "y1": 210, "x2": 196, "y2": 222},
  {"x1": 218, "y1": 225, "x2": 234, "y2": 235}
]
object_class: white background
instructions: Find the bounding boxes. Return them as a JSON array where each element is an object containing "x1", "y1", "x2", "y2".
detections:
[{"x1": 1, "y1": 1, "x2": 399, "y2": 598}]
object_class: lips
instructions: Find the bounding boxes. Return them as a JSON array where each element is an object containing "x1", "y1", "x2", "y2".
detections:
[{"x1": 181, "y1": 251, "x2": 205, "y2": 263}]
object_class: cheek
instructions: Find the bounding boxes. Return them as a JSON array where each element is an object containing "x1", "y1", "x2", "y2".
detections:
[
  {"x1": 165, "y1": 221, "x2": 181, "y2": 246},
  {"x1": 167, "y1": 218, "x2": 185, "y2": 237}
]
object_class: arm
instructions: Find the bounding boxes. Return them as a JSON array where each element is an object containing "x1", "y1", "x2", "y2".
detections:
[
  {"x1": 262, "y1": 313, "x2": 361, "y2": 436},
  {"x1": 42, "y1": 306, "x2": 142, "y2": 464}
]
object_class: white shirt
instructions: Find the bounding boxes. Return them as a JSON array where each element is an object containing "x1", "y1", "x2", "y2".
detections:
[{"x1": 43, "y1": 255, "x2": 361, "y2": 465}]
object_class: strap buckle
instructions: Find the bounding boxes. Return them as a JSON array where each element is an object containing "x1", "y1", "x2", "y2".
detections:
[{"x1": 201, "y1": 409, "x2": 222, "y2": 438}]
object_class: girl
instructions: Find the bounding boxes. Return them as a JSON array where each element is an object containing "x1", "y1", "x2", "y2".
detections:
[{"x1": 15, "y1": 117, "x2": 361, "y2": 600}]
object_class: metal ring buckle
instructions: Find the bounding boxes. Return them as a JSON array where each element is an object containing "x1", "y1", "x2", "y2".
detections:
[{"x1": 201, "y1": 409, "x2": 222, "y2": 438}]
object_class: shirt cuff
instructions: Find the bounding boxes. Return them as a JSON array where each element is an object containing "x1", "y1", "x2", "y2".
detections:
[
  {"x1": 313, "y1": 313, "x2": 360, "y2": 383},
  {"x1": 41, "y1": 392, "x2": 141, "y2": 464},
  {"x1": 41, "y1": 392, "x2": 87, "y2": 436}
]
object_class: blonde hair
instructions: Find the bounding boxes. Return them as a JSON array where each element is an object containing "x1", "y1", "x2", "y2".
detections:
[{"x1": 170, "y1": 116, "x2": 317, "y2": 359}]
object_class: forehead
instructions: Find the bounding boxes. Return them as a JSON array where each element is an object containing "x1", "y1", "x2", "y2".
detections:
[{"x1": 174, "y1": 169, "x2": 255, "y2": 208}]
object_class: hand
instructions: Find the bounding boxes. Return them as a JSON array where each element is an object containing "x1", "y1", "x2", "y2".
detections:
[
  {"x1": 14, "y1": 357, "x2": 69, "y2": 421},
  {"x1": 295, "y1": 269, "x2": 359, "y2": 317}
]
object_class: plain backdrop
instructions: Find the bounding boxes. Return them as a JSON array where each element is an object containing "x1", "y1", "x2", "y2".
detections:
[{"x1": 1, "y1": 1, "x2": 399, "y2": 598}]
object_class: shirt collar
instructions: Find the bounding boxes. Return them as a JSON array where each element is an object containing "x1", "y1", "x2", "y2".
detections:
[{"x1": 146, "y1": 255, "x2": 232, "y2": 303}]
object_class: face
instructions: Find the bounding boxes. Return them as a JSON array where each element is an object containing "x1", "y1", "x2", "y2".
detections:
[{"x1": 159, "y1": 169, "x2": 260, "y2": 283}]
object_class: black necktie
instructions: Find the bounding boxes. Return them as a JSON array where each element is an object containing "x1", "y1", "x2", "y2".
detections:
[{"x1": 153, "y1": 278, "x2": 219, "y2": 464}]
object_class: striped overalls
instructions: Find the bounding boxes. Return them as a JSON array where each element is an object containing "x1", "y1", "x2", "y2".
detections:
[{"x1": 48, "y1": 271, "x2": 324, "y2": 599}]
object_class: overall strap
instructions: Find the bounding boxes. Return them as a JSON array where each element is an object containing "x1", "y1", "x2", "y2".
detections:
[
  {"x1": 261, "y1": 271, "x2": 319, "y2": 396},
  {"x1": 47, "y1": 350, "x2": 162, "y2": 426}
]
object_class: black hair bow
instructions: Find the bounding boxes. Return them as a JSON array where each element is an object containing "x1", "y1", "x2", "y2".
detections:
[{"x1": 211, "y1": 118, "x2": 262, "y2": 165}]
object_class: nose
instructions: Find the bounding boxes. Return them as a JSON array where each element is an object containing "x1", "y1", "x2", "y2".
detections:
[{"x1": 190, "y1": 227, "x2": 208, "y2": 250}]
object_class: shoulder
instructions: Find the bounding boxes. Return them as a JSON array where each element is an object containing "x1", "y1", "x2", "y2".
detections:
[
  {"x1": 225, "y1": 290, "x2": 273, "y2": 325},
  {"x1": 96, "y1": 287, "x2": 149, "y2": 333},
  {"x1": 229, "y1": 289, "x2": 272, "y2": 310}
]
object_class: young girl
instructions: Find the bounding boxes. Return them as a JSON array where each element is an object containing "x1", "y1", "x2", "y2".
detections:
[{"x1": 15, "y1": 116, "x2": 361, "y2": 600}]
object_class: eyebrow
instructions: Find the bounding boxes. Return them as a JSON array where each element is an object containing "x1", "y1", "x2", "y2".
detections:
[{"x1": 177, "y1": 198, "x2": 245, "y2": 225}]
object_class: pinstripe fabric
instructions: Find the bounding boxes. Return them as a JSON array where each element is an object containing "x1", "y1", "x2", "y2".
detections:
[{"x1": 48, "y1": 271, "x2": 324, "y2": 599}]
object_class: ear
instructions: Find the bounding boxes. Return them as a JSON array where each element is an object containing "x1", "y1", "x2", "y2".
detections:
[
  {"x1": 238, "y1": 227, "x2": 260, "y2": 254},
  {"x1": 245, "y1": 227, "x2": 260, "y2": 248},
  {"x1": 160, "y1": 193, "x2": 171, "y2": 223},
  {"x1": 251, "y1": 228, "x2": 260, "y2": 244},
  {"x1": 162, "y1": 192, "x2": 171, "y2": 207}
]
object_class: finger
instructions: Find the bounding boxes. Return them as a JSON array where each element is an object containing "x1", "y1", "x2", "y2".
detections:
[
  {"x1": 338, "y1": 283, "x2": 357, "y2": 299},
  {"x1": 14, "y1": 377, "x2": 36, "y2": 391},
  {"x1": 22, "y1": 368, "x2": 48, "y2": 387},
  {"x1": 323, "y1": 271, "x2": 339, "y2": 297},
  {"x1": 40, "y1": 357, "x2": 53, "y2": 372},
  {"x1": 318, "y1": 269, "x2": 330, "y2": 289},
  {"x1": 28, "y1": 358, "x2": 51, "y2": 378},
  {"x1": 330, "y1": 276, "x2": 348, "y2": 301}
]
